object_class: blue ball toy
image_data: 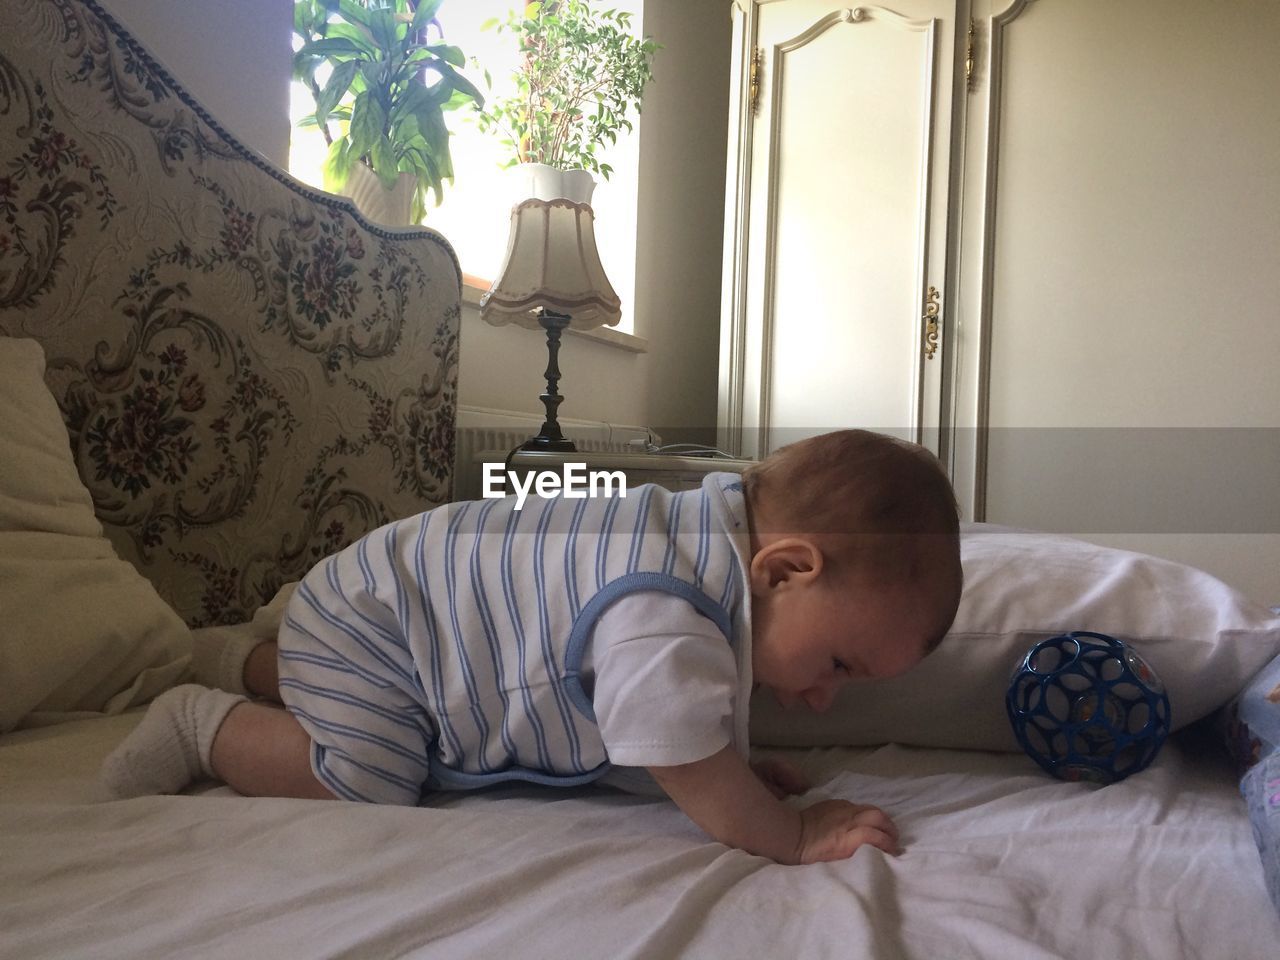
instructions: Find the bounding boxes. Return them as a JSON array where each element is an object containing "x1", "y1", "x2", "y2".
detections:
[{"x1": 1006, "y1": 632, "x2": 1171, "y2": 784}]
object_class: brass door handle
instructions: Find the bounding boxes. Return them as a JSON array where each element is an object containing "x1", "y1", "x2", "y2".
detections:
[
  {"x1": 923, "y1": 285, "x2": 940, "y2": 360},
  {"x1": 749, "y1": 47, "x2": 763, "y2": 114}
]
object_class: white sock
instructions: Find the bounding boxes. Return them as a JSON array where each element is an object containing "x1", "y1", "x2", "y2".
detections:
[
  {"x1": 101, "y1": 684, "x2": 246, "y2": 798},
  {"x1": 189, "y1": 625, "x2": 263, "y2": 697}
]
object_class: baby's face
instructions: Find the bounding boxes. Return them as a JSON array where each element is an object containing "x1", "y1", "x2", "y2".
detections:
[{"x1": 752, "y1": 566, "x2": 951, "y2": 713}]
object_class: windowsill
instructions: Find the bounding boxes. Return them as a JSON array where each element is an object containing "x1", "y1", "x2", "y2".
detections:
[{"x1": 462, "y1": 276, "x2": 649, "y2": 354}]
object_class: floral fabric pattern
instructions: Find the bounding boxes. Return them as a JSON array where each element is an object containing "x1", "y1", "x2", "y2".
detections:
[{"x1": 0, "y1": 0, "x2": 461, "y2": 626}]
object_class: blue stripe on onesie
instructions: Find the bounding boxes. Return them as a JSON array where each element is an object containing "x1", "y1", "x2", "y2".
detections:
[{"x1": 276, "y1": 472, "x2": 753, "y2": 806}]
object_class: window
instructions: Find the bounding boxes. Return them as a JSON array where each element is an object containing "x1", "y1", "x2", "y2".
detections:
[{"x1": 288, "y1": 0, "x2": 642, "y2": 334}]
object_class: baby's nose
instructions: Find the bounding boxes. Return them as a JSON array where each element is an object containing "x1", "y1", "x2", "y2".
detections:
[{"x1": 802, "y1": 686, "x2": 836, "y2": 713}]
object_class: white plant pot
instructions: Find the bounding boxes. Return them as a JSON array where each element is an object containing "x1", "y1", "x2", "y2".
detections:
[
  {"x1": 511, "y1": 163, "x2": 596, "y2": 204},
  {"x1": 343, "y1": 162, "x2": 417, "y2": 226}
]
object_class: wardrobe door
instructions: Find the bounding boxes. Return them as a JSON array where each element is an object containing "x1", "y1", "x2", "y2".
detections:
[
  {"x1": 721, "y1": 0, "x2": 963, "y2": 458},
  {"x1": 969, "y1": 0, "x2": 1280, "y2": 597}
]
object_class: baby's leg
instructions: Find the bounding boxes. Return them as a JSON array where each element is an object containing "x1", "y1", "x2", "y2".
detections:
[
  {"x1": 189, "y1": 631, "x2": 281, "y2": 701},
  {"x1": 242, "y1": 640, "x2": 281, "y2": 701},
  {"x1": 190, "y1": 628, "x2": 281, "y2": 699},
  {"x1": 190, "y1": 583, "x2": 296, "y2": 698},
  {"x1": 209, "y1": 700, "x2": 333, "y2": 800}
]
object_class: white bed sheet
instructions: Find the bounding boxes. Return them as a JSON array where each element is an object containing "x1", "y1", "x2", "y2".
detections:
[{"x1": 1, "y1": 714, "x2": 1277, "y2": 959}]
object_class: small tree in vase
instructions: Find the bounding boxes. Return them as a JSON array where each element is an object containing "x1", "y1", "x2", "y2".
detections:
[{"x1": 473, "y1": 0, "x2": 658, "y2": 200}]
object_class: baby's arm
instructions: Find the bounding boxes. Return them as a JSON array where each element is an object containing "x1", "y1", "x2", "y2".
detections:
[{"x1": 647, "y1": 746, "x2": 900, "y2": 865}]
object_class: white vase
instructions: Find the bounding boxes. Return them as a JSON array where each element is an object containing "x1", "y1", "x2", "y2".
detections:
[
  {"x1": 510, "y1": 163, "x2": 596, "y2": 204},
  {"x1": 343, "y1": 162, "x2": 417, "y2": 225}
]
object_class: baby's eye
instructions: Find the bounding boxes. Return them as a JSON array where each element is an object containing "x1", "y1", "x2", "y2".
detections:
[{"x1": 832, "y1": 658, "x2": 850, "y2": 675}]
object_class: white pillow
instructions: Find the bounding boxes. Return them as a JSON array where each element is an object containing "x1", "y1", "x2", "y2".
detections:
[
  {"x1": 0, "y1": 338, "x2": 191, "y2": 732},
  {"x1": 749, "y1": 524, "x2": 1280, "y2": 751}
]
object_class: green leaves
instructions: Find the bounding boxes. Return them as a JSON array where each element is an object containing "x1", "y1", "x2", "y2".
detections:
[
  {"x1": 428, "y1": 43, "x2": 465, "y2": 67},
  {"x1": 349, "y1": 90, "x2": 385, "y2": 149},
  {"x1": 314, "y1": 59, "x2": 359, "y2": 125},
  {"x1": 323, "y1": 136, "x2": 352, "y2": 191},
  {"x1": 293, "y1": 0, "x2": 484, "y2": 217},
  {"x1": 411, "y1": 0, "x2": 445, "y2": 32},
  {"x1": 473, "y1": 0, "x2": 658, "y2": 179}
]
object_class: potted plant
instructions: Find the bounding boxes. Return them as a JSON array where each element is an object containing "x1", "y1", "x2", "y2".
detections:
[
  {"x1": 473, "y1": 0, "x2": 658, "y2": 201},
  {"x1": 293, "y1": 0, "x2": 484, "y2": 224}
]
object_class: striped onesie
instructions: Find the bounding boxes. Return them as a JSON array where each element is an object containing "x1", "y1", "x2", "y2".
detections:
[{"x1": 277, "y1": 472, "x2": 754, "y2": 805}]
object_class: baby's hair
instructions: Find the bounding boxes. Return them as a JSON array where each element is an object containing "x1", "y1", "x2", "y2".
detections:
[
  {"x1": 744, "y1": 430, "x2": 963, "y2": 652},
  {"x1": 742, "y1": 429, "x2": 960, "y2": 539}
]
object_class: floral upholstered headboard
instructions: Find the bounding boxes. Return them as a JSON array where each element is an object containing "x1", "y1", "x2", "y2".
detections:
[{"x1": 0, "y1": 0, "x2": 461, "y2": 626}]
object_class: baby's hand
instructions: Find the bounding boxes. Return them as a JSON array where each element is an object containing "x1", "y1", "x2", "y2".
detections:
[
  {"x1": 795, "y1": 799, "x2": 901, "y2": 863},
  {"x1": 750, "y1": 756, "x2": 811, "y2": 799}
]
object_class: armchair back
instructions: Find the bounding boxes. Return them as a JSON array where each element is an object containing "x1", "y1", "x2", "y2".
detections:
[{"x1": 0, "y1": 0, "x2": 462, "y2": 625}]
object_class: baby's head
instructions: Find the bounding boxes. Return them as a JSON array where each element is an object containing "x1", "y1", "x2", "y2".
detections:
[{"x1": 742, "y1": 430, "x2": 962, "y2": 712}]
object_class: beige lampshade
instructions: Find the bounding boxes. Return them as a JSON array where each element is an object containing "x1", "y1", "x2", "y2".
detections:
[{"x1": 480, "y1": 198, "x2": 622, "y2": 331}]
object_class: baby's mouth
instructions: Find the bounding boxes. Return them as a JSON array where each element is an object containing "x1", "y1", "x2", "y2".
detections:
[
  {"x1": 753, "y1": 682, "x2": 799, "y2": 709},
  {"x1": 768, "y1": 687, "x2": 798, "y2": 709}
]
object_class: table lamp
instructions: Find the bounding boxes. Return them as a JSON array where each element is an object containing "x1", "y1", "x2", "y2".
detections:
[{"x1": 480, "y1": 190, "x2": 622, "y2": 452}]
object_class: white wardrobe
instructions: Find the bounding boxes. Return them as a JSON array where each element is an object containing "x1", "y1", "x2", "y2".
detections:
[{"x1": 717, "y1": 0, "x2": 1280, "y2": 601}]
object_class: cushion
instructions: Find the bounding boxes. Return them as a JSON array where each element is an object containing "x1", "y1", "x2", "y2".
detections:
[
  {"x1": 750, "y1": 524, "x2": 1280, "y2": 752},
  {"x1": 1224, "y1": 647, "x2": 1280, "y2": 914},
  {"x1": 1242, "y1": 751, "x2": 1280, "y2": 915},
  {"x1": 1225, "y1": 641, "x2": 1280, "y2": 775},
  {"x1": 0, "y1": 338, "x2": 191, "y2": 732}
]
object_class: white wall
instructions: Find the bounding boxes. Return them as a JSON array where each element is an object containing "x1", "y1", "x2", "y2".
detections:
[
  {"x1": 982, "y1": 0, "x2": 1280, "y2": 603},
  {"x1": 100, "y1": 0, "x2": 292, "y2": 166},
  {"x1": 457, "y1": 306, "x2": 650, "y2": 425}
]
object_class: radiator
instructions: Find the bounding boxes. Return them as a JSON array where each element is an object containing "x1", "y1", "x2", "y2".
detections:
[{"x1": 453, "y1": 405, "x2": 657, "y2": 500}]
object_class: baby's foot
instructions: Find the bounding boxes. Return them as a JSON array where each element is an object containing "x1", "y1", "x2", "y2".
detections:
[
  {"x1": 189, "y1": 624, "x2": 263, "y2": 696},
  {"x1": 101, "y1": 684, "x2": 245, "y2": 798}
]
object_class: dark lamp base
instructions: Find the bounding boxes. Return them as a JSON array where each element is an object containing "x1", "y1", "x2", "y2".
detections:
[
  {"x1": 520, "y1": 434, "x2": 578, "y2": 453},
  {"x1": 523, "y1": 308, "x2": 579, "y2": 454}
]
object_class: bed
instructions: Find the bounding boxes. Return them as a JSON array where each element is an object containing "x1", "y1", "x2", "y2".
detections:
[
  {"x1": 3, "y1": 2, "x2": 1280, "y2": 957},
  {"x1": 0, "y1": 706, "x2": 1275, "y2": 958}
]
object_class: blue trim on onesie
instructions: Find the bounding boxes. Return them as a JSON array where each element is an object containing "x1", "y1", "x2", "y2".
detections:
[
  {"x1": 562, "y1": 572, "x2": 735, "y2": 723},
  {"x1": 424, "y1": 572, "x2": 734, "y2": 792},
  {"x1": 429, "y1": 761, "x2": 608, "y2": 790}
]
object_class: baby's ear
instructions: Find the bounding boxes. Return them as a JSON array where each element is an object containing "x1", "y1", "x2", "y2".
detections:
[{"x1": 749, "y1": 537, "x2": 824, "y2": 592}]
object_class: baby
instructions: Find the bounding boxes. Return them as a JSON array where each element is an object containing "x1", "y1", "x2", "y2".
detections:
[{"x1": 103, "y1": 429, "x2": 962, "y2": 866}]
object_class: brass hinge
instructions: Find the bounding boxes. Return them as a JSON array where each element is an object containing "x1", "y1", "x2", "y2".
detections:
[
  {"x1": 965, "y1": 19, "x2": 976, "y2": 91},
  {"x1": 749, "y1": 47, "x2": 763, "y2": 114}
]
